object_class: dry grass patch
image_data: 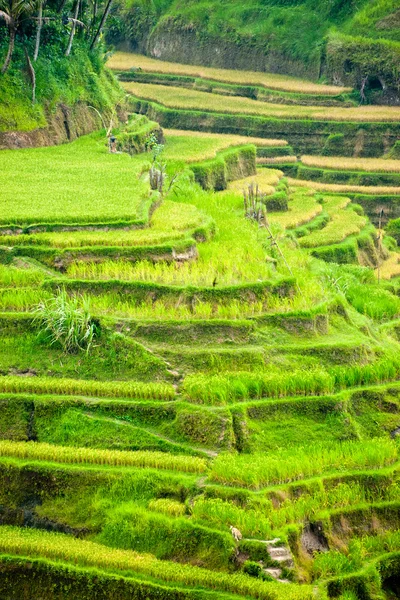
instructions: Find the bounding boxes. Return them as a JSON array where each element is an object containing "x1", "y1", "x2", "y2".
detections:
[
  {"x1": 110, "y1": 51, "x2": 351, "y2": 96},
  {"x1": 270, "y1": 194, "x2": 323, "y2": 229},
  {"x1": 257, "y1": 156, "x2": 298, "y2": 165},
  {"x1": 123, "y1": 81, "x2": 400, "y2": 123},
  {"x1": 299, "y1": 197, "x2": 367, "y2": 248},
  {"x1": 376, "y1": 252, "x2": 400, "y2": 280},
  {"x1": 164, "y1": 129, "x2": 287, "y2": 146},
  {"x1": 227, "y1": 168, "x2": 282, "y2": 195},
  {"x1": 287, "y1": 178, "x2": 400, "y2": 195},
  {"x1": 301, "y1": 155, "x2": 400, "y2": 173},
  {"x1": 162, "y1": 129, "x2": 286, "y2": 163}
]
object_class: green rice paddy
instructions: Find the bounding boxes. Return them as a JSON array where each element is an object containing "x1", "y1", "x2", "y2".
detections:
[{"x1": 1, "y1": 54, "x2": 400, "y2": 600}]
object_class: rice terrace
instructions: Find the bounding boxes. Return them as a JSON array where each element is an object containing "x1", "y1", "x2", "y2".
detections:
[{"x1": 1, "y1": 0, "x2": 400, "y2": 598}]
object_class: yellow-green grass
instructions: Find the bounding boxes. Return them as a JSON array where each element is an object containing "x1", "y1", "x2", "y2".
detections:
[
  {"x1": 109, "y1": 51, "x2": 351, "y2": 96},
  {"x1": 209, "y1": 439, "x2": 398, "y2": 488},
  {"x1": 0, "y1": 288, "x2": 50, "y2": 312},
  {"x1": 257, "y1": 156, "x2": 298, "y2": 165},
  {"x1": 0, "y1": 132, "x2": 150, "y2": 225},
  {"x1": 0, "y1": 202, "x2": 209, "y2": 249},
  {"x1": 227, "y1": 168, "x2": 282, "y2": 195},
  {"x1": 0, "y1": 375, "x2": 175, "y2": 400},
  {"x1": 0, "y1": 263, "x2": 45, "y2": 287},
  {"x1": 270, "y1": 193, "x2": 323, "y2": 230},
  {"x1": 376, "y1": 252, "x2": 400, "y2": 280},
  {"x1": 67, "y1": 174, "x2": 279, "y2": 287},
  {"x1": 0, "y1": 527, "x2": 316, "y2": 600},
  {"x1": 298, "y1": 197, "x2": 367, "y2": 248},
  {"x1": 301, "y1": 155, "x2": 400, "y2": 173},
  {"x1": 287, "y1": 178, "x2": 400, "y2": 195},
  {"x1": 163, "y1": 129, "x2": 287, "y2": 163},
  {"x1": 0, "y1": 441, "x2": 206, "y2": 473},
  {"x1": 123, "y1": 81, "x2": 400, "y2": 123}
]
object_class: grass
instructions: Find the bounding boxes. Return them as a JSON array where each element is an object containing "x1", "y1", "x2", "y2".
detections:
[
  {"x1": 0, "y1": 375, "x2": 175, "y2": 400},
  {"x1": 89, "y1": 296, "x2": 270, "y2": 320},
  {"x1": 270, "y1": 192, "x2": 323, "y2": 230},
  {"x1": 0, "y1": 132, "x2": 151, "y2": 225},
  {"x1": 287, "y1": 178, "x2": 400, "y2": 195},
  {"x1": 122, "y1": 81, "x2": 400, "y2": 122},
  {"x1": 0, "y1": 288, "x2": 50, "y2": 312},
  {"x1": 192, "y1": 478, "x2": 400, "y2": 537},
  {"x1": 301, "y1": 155, "x2": 400, "y2": 173},
  {"x1": 66, "y1": 255, "x2": 272, "y2": 286},
  {"x1": 0, "y1": 201, "x2": 210, "y2": 248},
  {"x1": 0, "y1": 526, "x2": 316, "y2": 599},
  {"x1": 0, "y1": 263, "x2": 46, "y2": 287},
  {"x1": 163, "y1": 129, "x2": 287, "y2": 163},
  {"x1": 181, "y1": 352, "x2": 400, "y2": 404},
  {"x1": 0, "y1": 441, "x2": 207, "y2": 473},
  {"x1": 227, "y1": 168, "x2": 282, "y2": 195},
  {"x1": 298, "y1": 198, "x2": 367, "y2": 248},
  {"x1": 66, "y1": 174, "x2": 276, "y2": 287},
  {"x1": 209, "y1": 439, "x2": 398, "y2": 488},
  {"x1": 376, "y1": 252, "x2": 400, "y2": 280},
  {"x1": 109, "y1": 51, "x2": 351, "y2": 96},
  {"x1": 3, "y1": 59, "x2": 400, "y2": 598},
  {"x1": 258, "y1": 156, "x2": 298, "y2": 165}
]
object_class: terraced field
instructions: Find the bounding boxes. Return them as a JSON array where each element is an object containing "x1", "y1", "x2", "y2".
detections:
[{"x1": 1, "y1": 53, "x2": 400, "y2": 600}]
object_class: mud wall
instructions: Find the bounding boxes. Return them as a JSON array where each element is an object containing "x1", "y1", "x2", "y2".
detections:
[{"x1": 0, "y1": 102, "x2": 107, "y2": 151}]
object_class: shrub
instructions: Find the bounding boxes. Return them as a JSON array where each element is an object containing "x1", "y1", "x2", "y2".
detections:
[
  {"x1": 33, "y1": 290, "x2": 99, "y2": 354},
  {"x1": 264, "y1": 191, "x2": 289, "y2": 212},
  {"x1": 243, "y1": 561, "x2": 263, "y2": 578}
]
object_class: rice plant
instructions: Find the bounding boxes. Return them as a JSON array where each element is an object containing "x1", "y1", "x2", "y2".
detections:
[
  {"x1": 299, "y1": 200, "x2": 366, "y2": 248},
  {"x1": 0, "y1": 441, "x2": 207, "y2": 473},
  {"x1": 0, "y1": 375, "x2": 175, "y2": 400},
  {"x1": 0, "y1": 132, "x2": 150, "y2": 225},
  {"x1": 301, "y1": 155, "x2": 400, "y2": 173},
  {"x1": 0, "y1": 526, "x2": 317, "y2": 600},
  {"x1": 209, "y1": 439, "x2": 398, "y2": 488},
  {"x1": 0, "y1": 264, "x2": 45, "y2": 288},
  {"x1": 33, "y1": 290, "x2": 98, "y2": 353},
  {"x1": 123, "y1": 81, "x2": 400, "y2": 123},
  {"x1": 287, "y1": 178, "x2": 400, "y2": 195},
  {"x1": 109, "y1": 51, "x2": 351, "y2": 96}
]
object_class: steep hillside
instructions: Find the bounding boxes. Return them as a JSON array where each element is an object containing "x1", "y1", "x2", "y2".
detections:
[
  {"x1": 0, "y1": 0, "x2": 122, "y2": 148},
  {"x1": 106, "y1": 0, "x2": 400, "y2": 102}
]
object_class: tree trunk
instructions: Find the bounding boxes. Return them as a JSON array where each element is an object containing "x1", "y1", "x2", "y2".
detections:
[
  {"x1": 24, "y1": 47, "x2": 36, "y2": 104},
  {"x1": 1, "y1": 25, "x2": 16, "y2": 74},
  {"x1": 90, "y1": 0, "x2": 112, "y2": 50},
  {"x1": 65, "y1": 0, "x2": 80, "y2": 56},
  {"x1": 89, "y1": 0, "x2": 97, "y2": 37},
  {"x1": 34, "y1": 0, "x2": 43, "y2": 61}
]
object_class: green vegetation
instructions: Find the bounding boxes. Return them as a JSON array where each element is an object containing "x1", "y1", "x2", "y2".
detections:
[
  {"x1": 0, "y1": 133, "x2": 152, "y2": 225},
  {"x1": 2, "y1": 7, "x2": 400, "y2": 596},
  {"x1": 123, "y1": 81, "x2": 400, "y2": 122}
]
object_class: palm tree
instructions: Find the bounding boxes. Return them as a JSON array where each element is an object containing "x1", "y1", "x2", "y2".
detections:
[
  {"x1": 89, "y1": 0, "x2": 112, "y2": 50},
  {"x1": 0, "y1": 0, "x2": 37, "y2": 73},
  {"x1": 33, "y1": 0, "x2": 44, "y2": 60}
]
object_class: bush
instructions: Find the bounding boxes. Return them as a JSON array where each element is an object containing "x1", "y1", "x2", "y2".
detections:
[
  {"x1": 264, "y1": 191, "x2": 288, "y2": 212},
  {"x1": 33, "y1": 290, "x2": 98, "y2": 353},
  {"x1": 243, "y1": 561, "x2": 263, "y2": 578}
]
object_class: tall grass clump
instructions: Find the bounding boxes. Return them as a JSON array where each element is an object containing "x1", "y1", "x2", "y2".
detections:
[{"x1": 33, "y1": 290, "x2": 98, "y2": 353}]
